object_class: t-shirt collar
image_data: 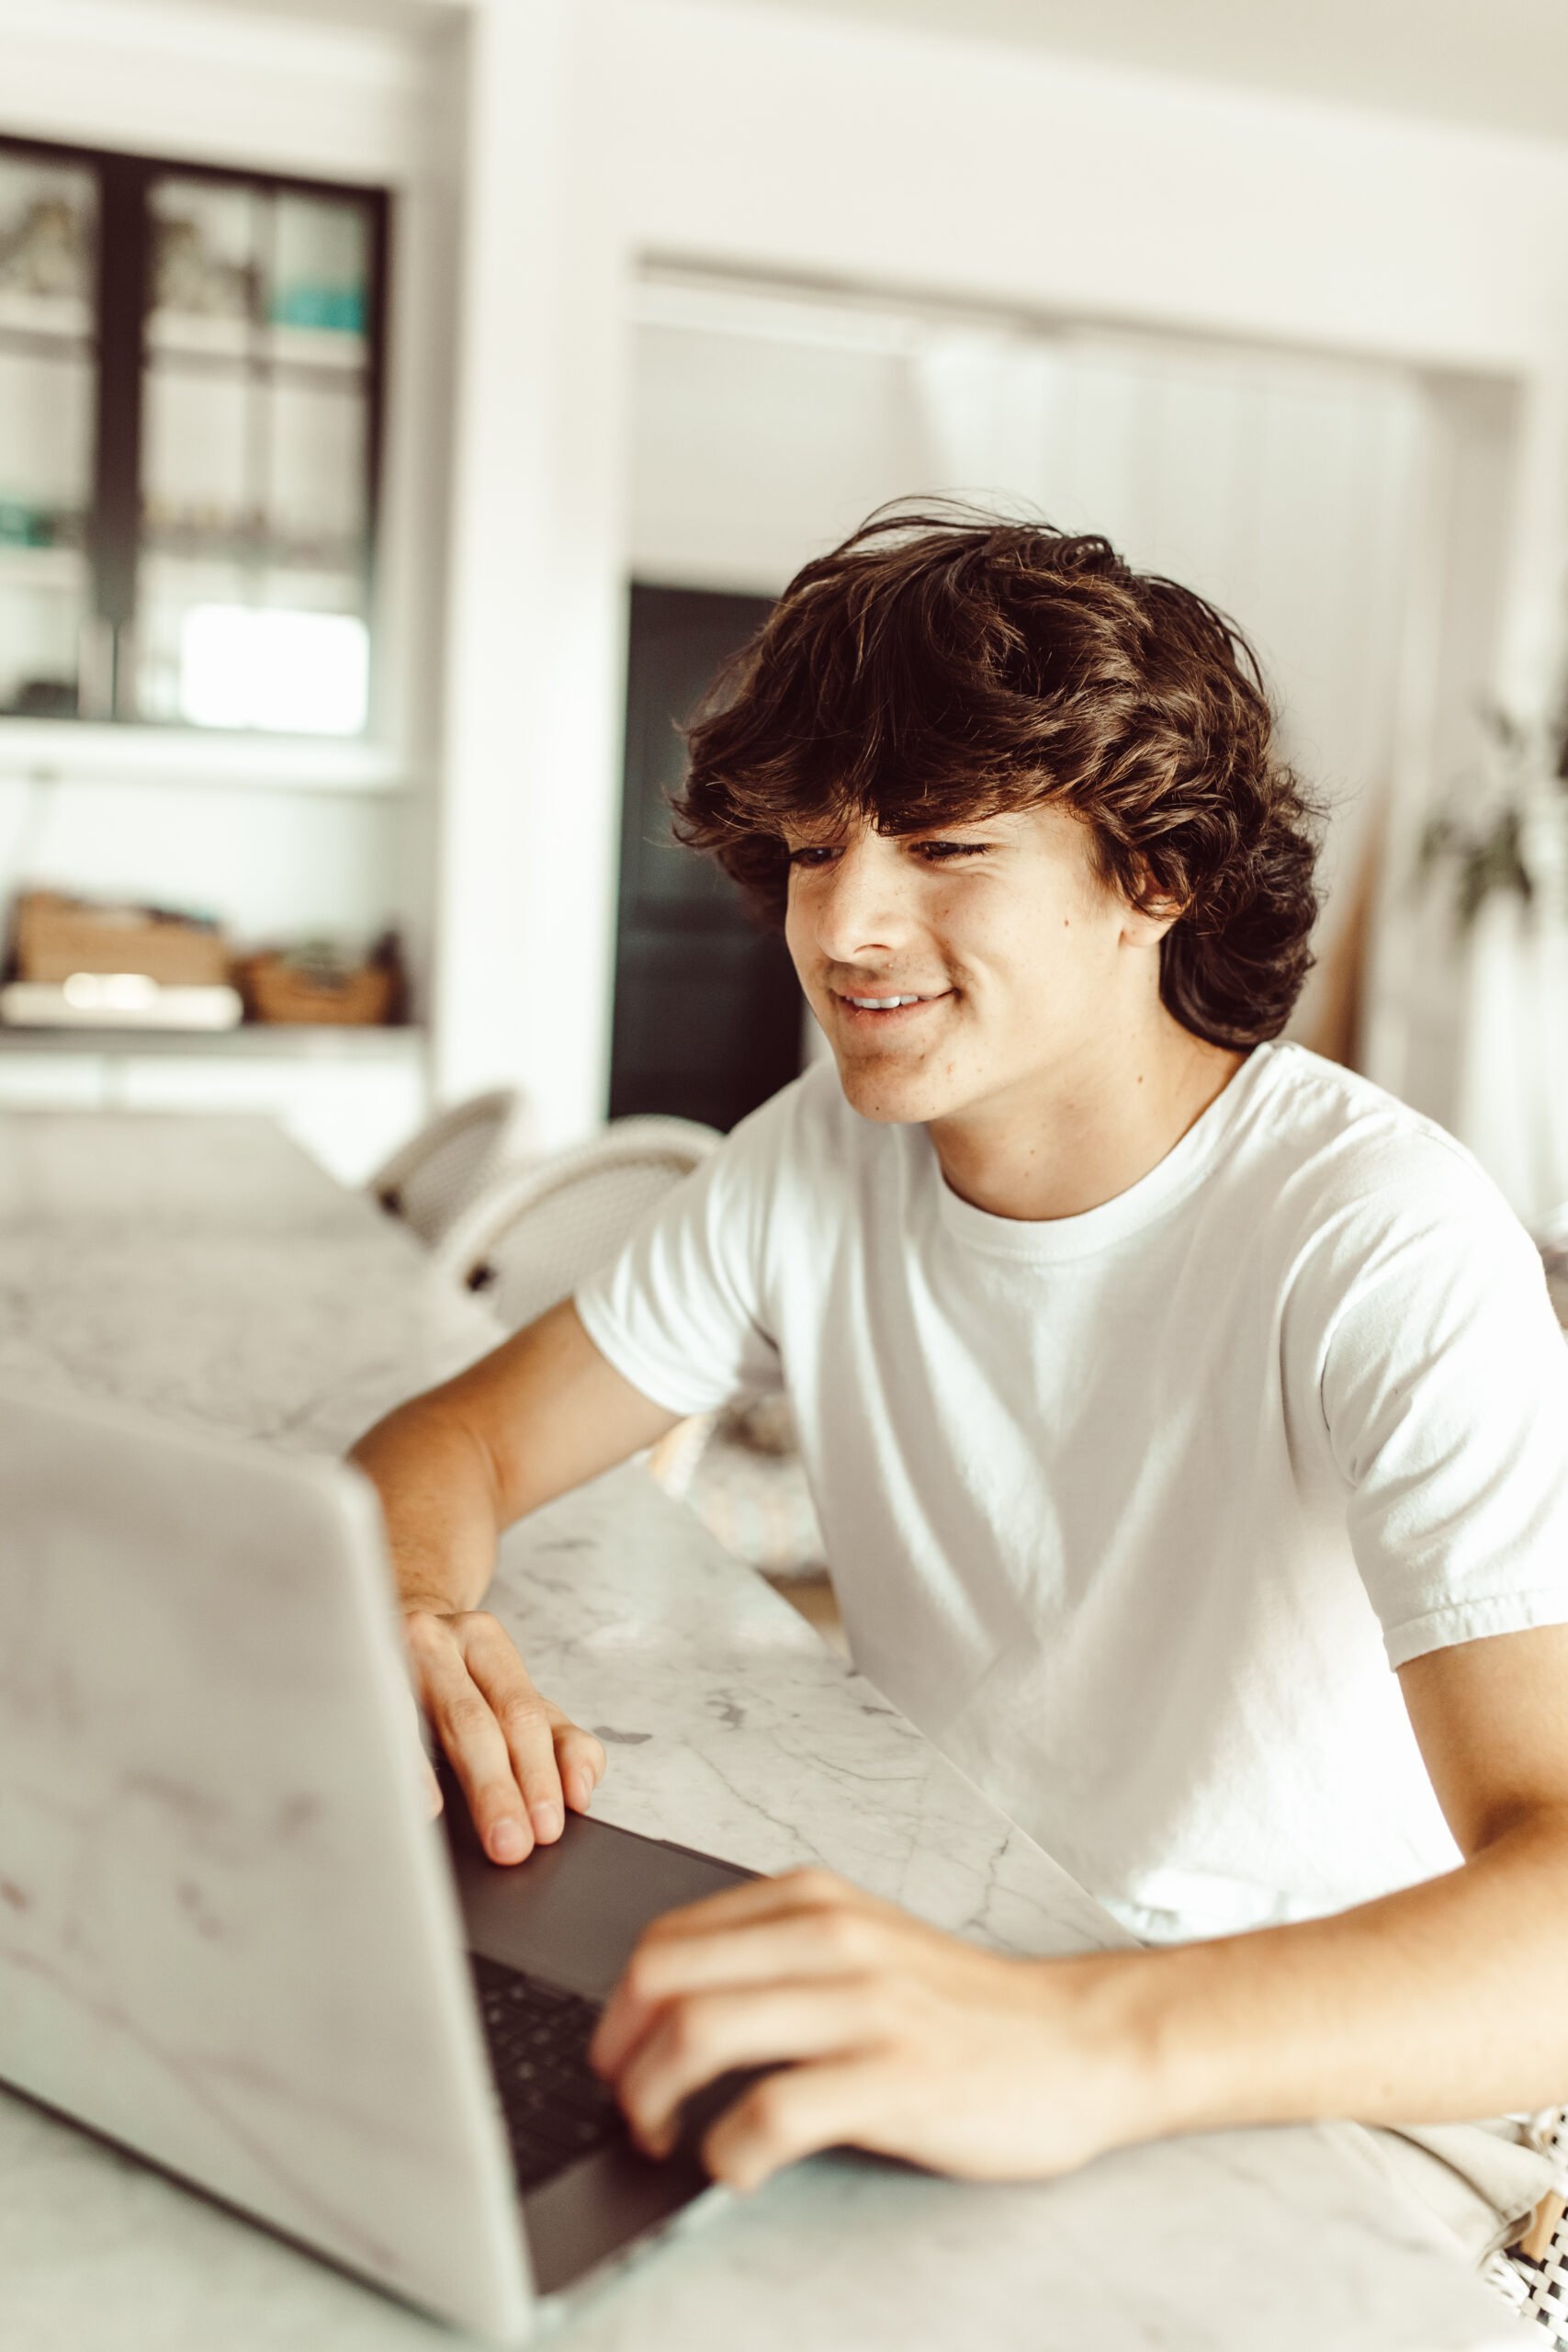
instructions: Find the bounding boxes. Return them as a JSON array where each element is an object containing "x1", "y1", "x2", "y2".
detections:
[{"x1": 930, "y1": 1042, "x2": 1280, "y2": 1262}]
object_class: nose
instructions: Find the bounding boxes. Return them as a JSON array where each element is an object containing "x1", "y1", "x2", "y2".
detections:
[{"x1": 806, "y1": 831, "x2": 912, "y2": 968}]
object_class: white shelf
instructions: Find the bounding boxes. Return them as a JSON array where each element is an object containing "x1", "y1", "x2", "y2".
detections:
[
  {"x1": 0, "y1": 717, "x2": 412, "y2": 795},
  {"x1": 0, "y1": 545, "x2": 85, "y2": 591},
  {"x1": 268, "y1": 321, "x2": 367, "y2": 374},
  {"x1": 0, "y1": 1027, "x2": 429, "y2": 1183},
  {"x1": 146, "y1": 311, "x2": 367, "y2": 374},
  {"x1": 140, "y1": 537, "x2": 363, "y2": 583},
  {"x1": 0, "y1": 288, "x2": 93, "y2": 343},
  {"x1": 0, "y1": 1023, "x2": 424, "y2": 1060}
]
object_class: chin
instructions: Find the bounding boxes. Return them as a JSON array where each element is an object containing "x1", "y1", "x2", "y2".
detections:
[{"x1": 831, "y1": 1056, "x2": 953, "y2": 1126}]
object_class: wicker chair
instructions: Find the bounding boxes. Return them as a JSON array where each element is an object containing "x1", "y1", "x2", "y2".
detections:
[
  {"x1": 648, "y1": 1393, "x2": 827, "y2": 1587},
  {"x1": 433, "y1": 1115, "x2": 720, "y2": 1331},
  {"x1": 369, "y1": 1087, "x2": 530, "y2": 1250},
  {"x1": 1486, "y1": 2110, "x2": 1568, "y2": 2343},
  {"x1": 435, "y1": 1115, "x2": 829, "y2": 1590},
  {"x1": 1537, "y1": 1216, "x2": 1568, "y2": 1330}
]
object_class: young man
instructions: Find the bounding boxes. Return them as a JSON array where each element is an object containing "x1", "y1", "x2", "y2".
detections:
[{"x1": 352, "y1": 512, "x2": 1568, "y2": 2269}]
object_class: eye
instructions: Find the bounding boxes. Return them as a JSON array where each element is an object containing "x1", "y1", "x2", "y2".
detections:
[
  {"x1": 915, "y1": 841, "x2": 990, "y2": 864},
  {"x1": 785, "y1": 844, "x2": 840, "y2": 869}
]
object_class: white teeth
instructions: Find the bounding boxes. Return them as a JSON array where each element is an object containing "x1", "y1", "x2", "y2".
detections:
[{"x1": 847, "y1": 994, "x2": 923, "y2": 1010}]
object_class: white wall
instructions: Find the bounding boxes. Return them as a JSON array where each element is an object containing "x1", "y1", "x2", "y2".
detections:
[
  {"x1": 1364, "y1": 376, "x2": 1524, "y2": 1124},
  {"x1": 629, "y1": 311, "x2": 927, "y2": 593},
  {"x1": 435, "y1": 0, "x2": 1568, "y2": 1143},
  {"x1": 604, "y1": 2, "x2": 1568, "y2": 374},
  {"x1": 627, "y1": 291, "x2": 1429, "y2": 1018},
  {"x1": 428, "y1": 0, "x2": 631, "y2": 1133}
]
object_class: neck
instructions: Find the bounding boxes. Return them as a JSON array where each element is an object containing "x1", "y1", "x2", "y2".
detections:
[{"x1": 929, "y1": 1009, "x2": 1248, "y2": 1223}]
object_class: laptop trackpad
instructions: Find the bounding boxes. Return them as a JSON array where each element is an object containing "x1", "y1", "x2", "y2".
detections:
[{"x1": 443, "y1": 1792, "x2": 755, "y2": 2002}]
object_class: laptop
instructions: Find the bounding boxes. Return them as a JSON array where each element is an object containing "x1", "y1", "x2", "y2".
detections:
[{"x1": 0, "y1": 1385, "x2": 761, "y2": 2341}]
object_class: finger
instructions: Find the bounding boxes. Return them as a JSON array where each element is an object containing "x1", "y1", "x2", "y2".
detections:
[
  {"x1": 400, "y1": 1671, "x2": 445, "y2": 1820},
  {"x1": 614, "y1": 1982, "x2": 880, "y2": 2156},
  {"x1": 458, "y1": 1620, "x2": 568, "y2": 1846},
  {"x1": 410, "y1": 1621, "x2": 535, "y2": 1864},
  {"x1": 635, "y1": 1867, "x2": 868, "y2": 1949},
  {"x1": 702, "y1": 2055, "x2": 892, "y2": 2192},
  {"x1": 551, "y1": 1720, "x2": 606, "y2": 1815},
  {"x1": 592, "y1": 1910, "x2": 887, "y2": 2076}
]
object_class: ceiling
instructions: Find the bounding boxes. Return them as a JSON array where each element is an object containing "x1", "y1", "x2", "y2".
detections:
[
  {"x1": 131, "y1": 0, "x2": 1568, "y2": 150},
  {"x1": 739, "y1": 0, "x2": 1568, "y2": 149}
]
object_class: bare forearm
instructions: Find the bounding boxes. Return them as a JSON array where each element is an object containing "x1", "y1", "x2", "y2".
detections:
[
  {"x1": 585, "y1": 1632, "x2": 1568, "y2": 2187},
  {"x1": 348, "y1": 1302, "x2": 680, "y2": 1617},
  {"x1": 1113, "y1": 1810, "x2": 1568, "y2": 2138},
  {"x1": 349, "y1": 1396, "x2": 502, "y2": 1613}
]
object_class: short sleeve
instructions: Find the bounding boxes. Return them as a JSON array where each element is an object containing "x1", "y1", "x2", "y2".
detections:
[
  {"x1": 1312, "y1": 1158, "x2": 1568, "y2": 1668},
  {"x1": 572, "y1": 1096, "x2": 792, "y2": 1419}
]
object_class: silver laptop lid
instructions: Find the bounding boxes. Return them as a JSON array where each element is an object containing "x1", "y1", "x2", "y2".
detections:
[{"x1": 0, "y1": 1385, "x2": 532, "y2": 2344}]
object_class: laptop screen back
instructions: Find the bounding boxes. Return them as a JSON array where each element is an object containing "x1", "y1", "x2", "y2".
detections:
[{"x1": 0, "y1": 1386, "x2": 531, "y2": 2343}]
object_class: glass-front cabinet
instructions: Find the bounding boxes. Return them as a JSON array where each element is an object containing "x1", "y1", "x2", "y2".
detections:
[
  {"x1": 0, "y1": 148, "x2": 98, "y2": 719},
  {"x1": 0, "y1": 136, "x2": 387, "y2": 734}
]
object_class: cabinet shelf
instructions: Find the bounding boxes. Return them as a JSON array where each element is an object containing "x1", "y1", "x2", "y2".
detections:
[
  {"x1": 0, "y1": 716, "x2": 408, "y2": 792},
  {"x1": 146, "y1": 309, "x2": 368, "y2": 378},
  {"x1": 0, "y1": 1022, "x2": 429, "y2": 1183},
  {"x1": 0, "y1": 1021, "x2": 423, "y2": 1058},
  {"x1": 141, "y1": 527, "x2": 363, "y2": 577},
  {"x1": 0, "y1": 287, "x2": 93, "y2": 347},
  {"x1": 0, "y1": 545, "x2": 86, "y2": 590}
]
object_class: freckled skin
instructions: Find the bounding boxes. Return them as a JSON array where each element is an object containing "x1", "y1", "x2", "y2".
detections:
[
  {"x1": 784, "y1": 807, "x2": 1124, "y2": 1133},
  {"x1": 782, "y1": 804, "x2": 1240, "y2": 1222}
]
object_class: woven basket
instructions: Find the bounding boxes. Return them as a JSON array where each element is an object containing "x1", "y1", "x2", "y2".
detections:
[
  {"x1": 15, "y1": 890, "x2": 229, "y2": 987},
  {"x1": 234, "y1": 953, "x2": 396, "y2": 1027}
]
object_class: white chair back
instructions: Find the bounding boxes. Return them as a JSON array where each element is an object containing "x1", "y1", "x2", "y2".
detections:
[
  {"x1": 368, "y1": 1088, "x2": 529, "y2": 1249},
  {"x1": 434, "y1": 1115, "x2": 721, "y2": 1332},
  {"x1": 1532, "y1": 1205, "x2": 1568, "y2": 1329}
]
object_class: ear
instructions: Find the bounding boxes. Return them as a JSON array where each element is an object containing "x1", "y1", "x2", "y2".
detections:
[{"x1": 1119, "y1": 860, "x2": 1186, "y2": 949}]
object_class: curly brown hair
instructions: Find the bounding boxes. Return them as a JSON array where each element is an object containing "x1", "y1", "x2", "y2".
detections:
[{"x1": 672, "y1": 506, "x2": 1322, "y2": 1049}]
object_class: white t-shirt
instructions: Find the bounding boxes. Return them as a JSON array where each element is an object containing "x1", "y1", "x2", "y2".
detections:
[{"x1": 575, "y1": 1043, "x2": 1568, "y2": 1943}]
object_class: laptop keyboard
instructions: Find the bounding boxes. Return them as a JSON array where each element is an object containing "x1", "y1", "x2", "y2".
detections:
[{"x1": 470, "y1": 1952, "x2": 626, "y2": 2192}]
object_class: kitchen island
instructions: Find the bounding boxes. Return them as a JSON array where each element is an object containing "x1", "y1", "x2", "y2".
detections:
[{"x1": 0, "y1": 1111, "x2": 1529, "y2": 2350}]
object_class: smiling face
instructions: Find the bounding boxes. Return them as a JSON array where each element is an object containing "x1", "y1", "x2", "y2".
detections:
[{"x1": 784, "y1": 803, "x2": 1176, "y2": 1134}]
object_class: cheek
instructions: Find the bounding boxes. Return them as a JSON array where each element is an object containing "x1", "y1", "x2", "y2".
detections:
[
  {"x1": 783, "y1": 896, "x2": 822, "y2": 992},
  {"x1": 976, "y1": 911, "x2": 1106, "y2": 1017}
]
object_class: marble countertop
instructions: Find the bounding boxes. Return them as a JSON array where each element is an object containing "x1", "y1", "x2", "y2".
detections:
[{"x1": 0, "y1": 1112, "x2": 1529, "y2": 2350}]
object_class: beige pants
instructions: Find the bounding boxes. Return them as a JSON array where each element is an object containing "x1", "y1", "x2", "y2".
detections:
[{"x1": 1344, "y1": 2118, "x2": 1561, "y2": 2268}]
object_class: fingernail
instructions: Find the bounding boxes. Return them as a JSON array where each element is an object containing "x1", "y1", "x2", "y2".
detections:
[
  {"x1": 530, "y1": 1801, "x2": 563, "y2": 1842},
  {"x1": 491, "y1": 1818, "x2": 527, "y2": 1863},
  {"x1": 567, "y1": 1768, "x2": 592, "y2": 1811}
]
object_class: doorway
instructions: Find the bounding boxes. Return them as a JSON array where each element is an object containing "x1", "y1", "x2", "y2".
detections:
[{"x1": 609, "y1": 582, "x2": 803, "y2": 1131}]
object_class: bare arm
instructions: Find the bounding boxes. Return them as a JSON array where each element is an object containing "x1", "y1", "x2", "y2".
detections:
[
  {"x1": 350, "y1": 1301, "x2": 681, "y2": 1863},
  {"x1": 589, "y1": 1623, "x2": 1568, "y2": 2191},
  {"x1": 1125, "y1": 1621, "x2": 1568, "y2": 2131}
]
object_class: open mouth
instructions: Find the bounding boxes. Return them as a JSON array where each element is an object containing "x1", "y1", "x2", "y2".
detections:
[{"x1": 829, "y1": 989, "x2": 949, "y2": 1025}]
